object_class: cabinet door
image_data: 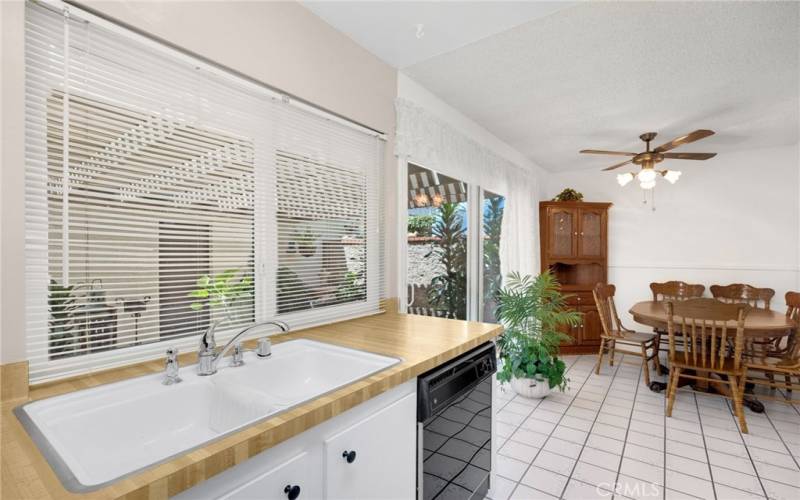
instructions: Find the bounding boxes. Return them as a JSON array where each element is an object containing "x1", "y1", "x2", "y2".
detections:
[
  {"x1": 577, "y1": 209, "x2": 605, "y2": 258},
  {"x1": 222, "y1": 451, "x2": 322, "y2": 500},
  {"x1": 323, "y1": 392, "x2": 416, "y2": 500},
  {"x1": 547, "y1": 207, "x2": 577, "y2": 258},
  {"x1": 558, "y1": 306, "x2": 581, "y2": 347},
  {"x1": 579, "y1": 305, "x2": 602, "y2": 345}
]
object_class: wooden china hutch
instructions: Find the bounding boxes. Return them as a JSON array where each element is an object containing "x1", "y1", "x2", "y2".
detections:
[{"x1": 539, "y1": 201, "x2": 611, "y2": 354}]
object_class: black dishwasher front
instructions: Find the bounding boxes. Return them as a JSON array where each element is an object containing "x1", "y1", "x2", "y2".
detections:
[{"x1": 417, "y1": 341, "x2": 497, "y2": 500}]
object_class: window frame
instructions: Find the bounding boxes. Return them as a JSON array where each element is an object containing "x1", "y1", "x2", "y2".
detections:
[
  {"x1": 398, "y1": 160, "x2": 506, "y2": 323},
  {"x1": 25, "y1": 0, "x2": 386, "y2": 383}
]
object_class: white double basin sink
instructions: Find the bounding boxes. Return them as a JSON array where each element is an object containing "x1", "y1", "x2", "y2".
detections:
[{"x1": 15, "y1": 339, "x2": 400, "y2": 492}]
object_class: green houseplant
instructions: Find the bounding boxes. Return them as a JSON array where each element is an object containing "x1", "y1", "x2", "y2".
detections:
[
  {"x1": 495, "y1": 271, "x2": 581, "y2": 397},
  {"x1": 427, "y1": 202, "x2": 467, "y2": 319},
  {"x1": 48, "y1": 280, "x2": 79, "y2": 359},
  {"x1": 407, "y1": 214, "x2": 434, "y2": 236},
  {"x1": 189, "y1": 269, "x2": 254, "y2": 323},
  {"x1": 552, "y1": 188, "x2": 584, "y2": 202},
  {"x1": 482, "y1": 196, "x2": 504, "y2": 320}
]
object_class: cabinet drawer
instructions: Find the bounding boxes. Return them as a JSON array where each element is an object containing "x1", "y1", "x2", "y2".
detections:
[
  {"x1": 564, "y1": 292, "x2": 594, "y2": 306},
  {"x1": 323, "y1": 392, "x2": 416, "y2": 499},
  {"x1": 222, "y1": 451, "x2": 321, "y2": 500}
]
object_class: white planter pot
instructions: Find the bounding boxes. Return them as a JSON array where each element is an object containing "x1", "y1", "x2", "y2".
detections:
[{"x1": 510, "y1": 376, "x2": 552, "y2": 399}]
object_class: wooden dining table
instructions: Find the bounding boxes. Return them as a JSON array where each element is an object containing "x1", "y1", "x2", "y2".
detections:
[
  {"x1": 630, "y1": 300, "x2": 796, "y2": 338},
  {"x1": 629, "y1": 300, "x2": 796, "y2": 410}
]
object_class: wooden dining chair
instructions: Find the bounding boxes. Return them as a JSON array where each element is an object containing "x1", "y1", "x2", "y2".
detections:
[
  {"x1": 710, "y1": 283, "x2": 775, "y2": 310},
  {"x1": 593, "y1": 283, "x2": 660, "y2": 386},
  {"x1": 743, "y1": 291, "x2": 799, "y2": 402},
  {"x1": 650, "y1": 281, "x2": 705, "y2": 302},
  {"x1": 650, "y1": 281, "x2": 705, "y2": 361},
  {"x1": 712, "y1": 283, "x2": 777, "y2": 358},
  {"x1": 665, "y1": 298, "x2": 750, "y2": 433}
]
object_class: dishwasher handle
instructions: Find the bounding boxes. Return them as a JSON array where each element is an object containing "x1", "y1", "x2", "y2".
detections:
[{"x1": 417, "y1": 342, "x2": 496, "y2": 422}]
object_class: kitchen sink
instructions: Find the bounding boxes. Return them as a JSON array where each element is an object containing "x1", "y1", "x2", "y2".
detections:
[{"x1": 15, "y1": 339, "x2": 400, "y2": 492}]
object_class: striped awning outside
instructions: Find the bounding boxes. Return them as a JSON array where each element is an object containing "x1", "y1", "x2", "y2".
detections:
[{"x1": 407, "y1": 164, "x2": 467, "y2": 208}]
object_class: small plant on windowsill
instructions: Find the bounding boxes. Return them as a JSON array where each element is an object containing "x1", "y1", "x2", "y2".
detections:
[{"x1": 495, "y1": 271, "x2": 581, "y2": 398}]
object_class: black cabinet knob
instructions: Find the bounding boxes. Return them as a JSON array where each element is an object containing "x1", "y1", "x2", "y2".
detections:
[
  {"x1": 342, "y1": 450, "x2": 357, "y2": 463},
  {"x1": 284, "y1": 484, "x2": 301, "y2": 500}
]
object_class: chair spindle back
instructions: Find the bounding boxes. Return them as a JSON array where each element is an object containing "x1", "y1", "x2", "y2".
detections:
[
  {"x1": 710, "y1": 283, "x2": 775, "y2": 310},
  {"x1": 666, "y1": 298, "x2": 748, "y2": 371},
  {"x1": 593, "y1": 283, "x2": 623, "y2": 338},
  {"x1": 650, "y1": 281, "x2": 705, "y2": 302},
  {"x1": 786, "y1": 291, "x2": 800, "y2": 323},
  {"x1": 785, "y1": 291, "x2": 800, "y2": 362}
]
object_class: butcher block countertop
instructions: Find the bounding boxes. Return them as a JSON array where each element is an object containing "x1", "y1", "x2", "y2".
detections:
[{"x1": 1, "y1": 308, "x2": 502, "y2": 499}]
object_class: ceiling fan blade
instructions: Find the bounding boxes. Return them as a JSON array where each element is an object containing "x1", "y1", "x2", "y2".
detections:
[
  {"x1": 580, "y1": 149, "x2": 637, "y2": 156},
  {"x1": 602, "y1": 159, "x2": 633, "y2": 171},
  {"x1": 653, "y1": 129, "x2": 715, "y2": 153},
  {"x1": 661, "y1": 152, "x2": 717, "y2": 160}
]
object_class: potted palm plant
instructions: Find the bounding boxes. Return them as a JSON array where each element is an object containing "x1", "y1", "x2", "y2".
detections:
[{"x1": 495, "y1": 271, "x2": 581, "y2": 398}]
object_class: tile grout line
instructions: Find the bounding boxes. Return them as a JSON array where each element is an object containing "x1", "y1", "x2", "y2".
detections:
[
  {"x1": 556, "y1": 351, "x2": 625, "y2": 499},
  {"x1": 490, "y1": 357, "x2": 548, "y2": 496},
  {"x1": 506, "y1": 356, "x2": 605, "y2": 499},
  {"x1": 610, "y1": 353, "x2": 645, "y2": 500},
  {"x1": 692, "y1": 391, "x2": 719, "y2": 500},
  {"x1": 721, "y1": 396, "x2": 771, "y2": 498},
  {"x1": 665, "y1": 391, "x2": 798, "y2": 458},
  {"x1": 761, "y1": 405, "x2": 800, "y2": 470},
  {"x1": 492, "y1": 355, "x2": 578, "y2": 495}
]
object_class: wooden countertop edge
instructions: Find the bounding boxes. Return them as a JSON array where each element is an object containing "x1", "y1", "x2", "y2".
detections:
[{"x1": 1, "y1": 312, "x2": 502, "y2": 500}]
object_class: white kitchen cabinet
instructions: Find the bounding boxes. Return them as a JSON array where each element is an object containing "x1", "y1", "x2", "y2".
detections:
[
  {"x1": 323, "y1": 392, "x2": 416, "y2": 500},
  {"x1": 222, "y1": 451, "x2": 321, "y2": 500},
  {"x1": 174, "y1": 380, "x2": 416, "y2": 499}
]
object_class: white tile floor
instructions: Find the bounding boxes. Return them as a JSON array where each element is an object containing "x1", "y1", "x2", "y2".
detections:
[{"x1": 489, "y1": 354, "x2": 800, "y2": 500}]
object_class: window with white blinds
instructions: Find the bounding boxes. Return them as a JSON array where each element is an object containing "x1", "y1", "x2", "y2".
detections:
[{"x1": 24, "y1": 0, "x2": 385, "y2": 382}]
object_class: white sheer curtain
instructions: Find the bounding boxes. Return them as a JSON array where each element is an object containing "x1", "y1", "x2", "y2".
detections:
[
  {"x1": 395, "y1": 97, "x2": 540, "y2": 280},
  {"x1": 500, "y1": 170, "x2": 539, "y2": 279}
]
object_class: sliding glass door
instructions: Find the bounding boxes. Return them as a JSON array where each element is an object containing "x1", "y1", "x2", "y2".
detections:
[
  {"x1": 406, "y1": 163, "x2": 468, "y2": 320},
  {"x1": 481, "y1": 190, "x2": 505, "y2": 323},
  {"x1": 403, "y1": 164, "x2": 507, "y2": 324}
]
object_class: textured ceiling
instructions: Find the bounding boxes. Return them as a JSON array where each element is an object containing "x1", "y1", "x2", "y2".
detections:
[
  {"x1": 302, "y1": 1, "x2": 575, "y2": 68},
  {"x1": 403, "y1": 1, "x2": 800, "y2": 172}
]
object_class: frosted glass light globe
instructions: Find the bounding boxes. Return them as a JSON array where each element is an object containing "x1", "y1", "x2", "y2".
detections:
[
  {"x1": 663, "y1": 170, "x2": 682, "y2": 184},
  {"x1": 617, "y1": 173, "x2": 634, "y2": 186},
  {"x1": 637, "y1": 168, "x2": 657, "y2": 183},
  {"x1": 640, "y1": 180, "x2": 656, "y2": 190}
]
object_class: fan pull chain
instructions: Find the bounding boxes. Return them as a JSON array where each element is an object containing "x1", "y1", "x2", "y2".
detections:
[{"x1": 642, "y1": 187, "x2": 657, "y2": 211}]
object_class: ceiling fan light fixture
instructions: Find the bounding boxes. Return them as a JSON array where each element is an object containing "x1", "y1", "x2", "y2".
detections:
[
  {"x1": 617, "y1": 172, "x2": 634, "y2": 186},
  {"x1": 663, "y1": 170, "x2": 682, "y2": 184},
  {"x1": 637, "y1": 168, "x2": 657, "y2": 183},
  {"x1": 640, "y1": 179, "x2": 656, "y2": 190}
]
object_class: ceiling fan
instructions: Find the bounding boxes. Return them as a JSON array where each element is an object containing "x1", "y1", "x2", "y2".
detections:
[{"x1": 580, "y1": 130, "x2": 717, "y2": 189}]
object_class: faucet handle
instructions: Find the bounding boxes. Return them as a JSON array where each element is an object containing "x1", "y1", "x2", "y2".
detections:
[
  {"x1": 256, "y1": 337, "x2": 272, "y2": 358},
  {"x1": 163, "y1": 347, "x2": 182, "y2": 385},
  {"x1": 231, "y1": 342, "x2": 245, "y2": 367}
]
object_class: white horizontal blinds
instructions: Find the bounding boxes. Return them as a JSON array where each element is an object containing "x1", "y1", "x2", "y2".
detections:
[
  {"x1": 25, "y1": 1, "x2": 384, "y2": 383},
  {"x1": 270, "y1": 102, "x2": 385, "y2": 327},
  {"x1": 26, "y1": 1, "x2": 269, "y2": 382}
]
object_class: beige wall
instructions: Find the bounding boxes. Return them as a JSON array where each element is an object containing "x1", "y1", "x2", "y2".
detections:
[
  {"x1": 0, "y1": 0, "x2": 398, "y2": 363},
  {"x1": 1, "y1": 0, "x2": 27, "y2": 363}
]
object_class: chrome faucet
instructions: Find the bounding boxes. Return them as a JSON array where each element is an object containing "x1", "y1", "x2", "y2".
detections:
[
  {"x1": 197, "y1": 320, "x2": 289, "y2": 376},
  {"x1": 163, "y1": 347, "x2": 182, "y2": 385}
]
